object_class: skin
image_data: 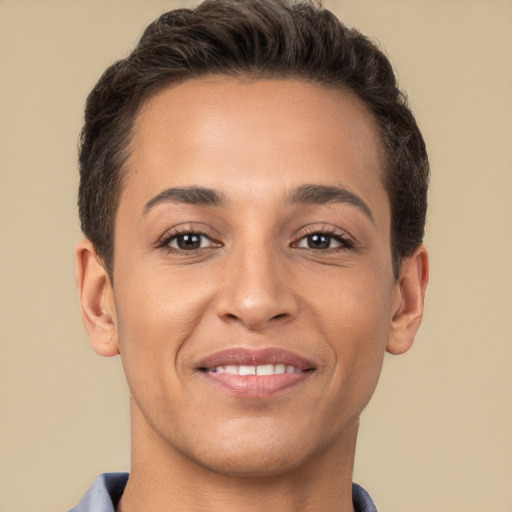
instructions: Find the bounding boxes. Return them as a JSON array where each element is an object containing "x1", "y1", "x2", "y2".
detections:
[{"x1": 76, "y1": 77, "x2": 428, "y2": 512}]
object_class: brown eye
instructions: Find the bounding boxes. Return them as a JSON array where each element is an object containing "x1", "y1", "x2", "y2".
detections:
[
  {"x1": 298, "y1": 233, "x2": 342, "y2": 250},
  {"x1": 308, "y1": 234, "x2": 332, "y2": 249},
  {"x1": 169, "y1": 233, "x2": 212, "y2": 250}
]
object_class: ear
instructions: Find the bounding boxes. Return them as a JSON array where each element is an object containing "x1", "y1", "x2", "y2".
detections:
[
  {"x1": 386, "y1": 245, "x2": 429, "y2": 355},
  {"x1": 75, "y1": 239, "x2": 119, "y2": 357}
]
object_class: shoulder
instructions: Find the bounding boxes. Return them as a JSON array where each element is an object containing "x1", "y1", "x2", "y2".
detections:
[
  {"x1": 352, "y1": 482, "x2": 379, "y2": 512},
  {"x1": 68, "y1": 472, "x2": 129, "y2": 512}
]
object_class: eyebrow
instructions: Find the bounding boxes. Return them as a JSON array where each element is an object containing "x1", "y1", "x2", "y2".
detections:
[
  {"x1": 143, "y1": 186, "x2": 225, "y2": 214},
  {"x1": 288, "y1": 184, "x2": 374, "y2": 223},
  {"x1": 142, "y1": 183, "x2": 374, "y2": 223}
]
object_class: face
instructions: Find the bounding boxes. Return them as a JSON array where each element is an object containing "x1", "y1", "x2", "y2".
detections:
[{"x1": 94, "y1": 78, "x2": 413, "y2": 476}]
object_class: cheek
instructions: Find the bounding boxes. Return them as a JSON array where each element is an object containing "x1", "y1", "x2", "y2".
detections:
[
  {"x1": 114, "y1": 263, "x2": 213, "y2": 339},
  {"x1": 311, "y1": 263, "x2": 393, "y2": 342},
  {"x1": 112, "y1": 268, "x2": 212, "y2": 394},
  {"x1": 311, "y1": 269, "x2": 393, "y2": 403}
]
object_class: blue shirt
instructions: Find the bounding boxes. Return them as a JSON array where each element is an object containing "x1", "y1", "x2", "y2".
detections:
[{"x1": 69, "y1": 472, "x2": 378, "y2": 511}]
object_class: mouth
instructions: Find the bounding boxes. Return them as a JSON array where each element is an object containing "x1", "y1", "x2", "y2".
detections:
[
  {"x1": 196, "y1": 348, "x2": 316, "y2": 398},
  {"x1": 206, "y1": 363, "x2": 304, "y2": 375}
]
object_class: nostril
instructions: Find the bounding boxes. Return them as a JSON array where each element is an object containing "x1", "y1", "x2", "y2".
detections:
[{"x1": 215, "y1": 284, "x2": 299, "y2": 330}]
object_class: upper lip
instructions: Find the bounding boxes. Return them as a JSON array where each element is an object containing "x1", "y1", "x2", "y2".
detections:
[{"x1": 197, "y1": 347, "x2": 315, "y2": 371}]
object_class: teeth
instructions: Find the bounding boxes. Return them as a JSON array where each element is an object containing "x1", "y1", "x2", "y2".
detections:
[
  {"x1": 275, "y1": 364, "x2": 285, "y2": 374},
  {"x1": 211, "y1": 364, "x2": 301, "y2": 375},
  {"x1": 256, "y1": 364, "x2": 274, "y2": 375},
  {"x1": 239, "y1": 365, "x2": 256, "y2": 376}
]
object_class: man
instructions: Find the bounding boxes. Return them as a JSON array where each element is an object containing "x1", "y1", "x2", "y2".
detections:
[{"x1": 71, "y1": 0, "x2": 429, "y2": 510}]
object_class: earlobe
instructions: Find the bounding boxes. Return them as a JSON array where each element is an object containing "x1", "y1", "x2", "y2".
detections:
[
  {"x1": 386, "y1": 245, "x2": 429, "y2": 355},
  {"x1": 75, "y1": 239, "x2": 119, "y2": 357}
]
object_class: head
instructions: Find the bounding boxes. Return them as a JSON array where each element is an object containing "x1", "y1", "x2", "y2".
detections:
[
  {"x1": 78, "y1": 0, "x2": 429, "y2": 281},
  {"x1": 75, "y1": 0, "x2": 429, "y2": 482}
]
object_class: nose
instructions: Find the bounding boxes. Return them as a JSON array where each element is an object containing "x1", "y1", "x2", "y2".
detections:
[{"x1": 215, "y1": 245, "x2": 299, "y2": 331}]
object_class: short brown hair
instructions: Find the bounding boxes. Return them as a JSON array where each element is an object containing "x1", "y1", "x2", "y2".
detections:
[{"x1": 78, "y1": 0, "x2": 429, "y2": 279}]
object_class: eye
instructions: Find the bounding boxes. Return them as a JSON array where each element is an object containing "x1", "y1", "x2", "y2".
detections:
[
  {"x1": 295, "y1": 232, "x2": 353, "y2": 250},
  {"x1": 167, "y1": 232, "x2": 216, "y2": 251}
]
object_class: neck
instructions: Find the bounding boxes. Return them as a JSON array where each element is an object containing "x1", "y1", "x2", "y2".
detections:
[{"x1": 118, "y1": 400, "x2": 358, "y2": 512}]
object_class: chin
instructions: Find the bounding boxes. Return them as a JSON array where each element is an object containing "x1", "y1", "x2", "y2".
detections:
[
  {"x1": 190, "y1": 446, "x2": 309, "y2": 478},
  {"x1": 179, "y1": 424, "x2": 321, "y2": 478}
]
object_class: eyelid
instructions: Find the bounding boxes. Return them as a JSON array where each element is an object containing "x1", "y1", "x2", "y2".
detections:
[
  {"x1": 295, "y1": 235, "x2": 344, "y2": 249},
  {"x1": 155, "y1": 223, "x2": 222, "y2": 249},
  {"x1": 154, "y1": 222, "x2": 355, "y2": 253},
  {"x1": 291, "y1": 224, "x2": 356, "y2": 250},
  {"x1": 168, "y1": 233, "x2": 216, "y2": 250}
]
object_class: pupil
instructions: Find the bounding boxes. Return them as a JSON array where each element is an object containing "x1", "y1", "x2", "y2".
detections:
[
  {"x1": 178, "y1": 234, "x2": 200, "y2": 250},
  {"x1": 308, "y1": 234, "x2": 330, "y2": 249}
]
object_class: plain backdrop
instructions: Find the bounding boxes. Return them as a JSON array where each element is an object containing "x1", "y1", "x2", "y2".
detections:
[{"x1": 0, "y1": 1, "x2": 511, "y2": 511}]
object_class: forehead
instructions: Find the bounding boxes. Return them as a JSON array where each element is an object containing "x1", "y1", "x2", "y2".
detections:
[{"x1": 122, "y1": 77, "x2": 388, "y2": 221}]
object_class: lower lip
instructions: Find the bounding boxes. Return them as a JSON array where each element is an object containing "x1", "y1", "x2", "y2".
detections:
[{"x1": 201, "y1": 371, "x2": 311, "y2": 398}]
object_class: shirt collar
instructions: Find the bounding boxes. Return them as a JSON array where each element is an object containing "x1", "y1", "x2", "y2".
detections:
[{"x1": 70, "y1": 473, "x2": 378, "y2": 512}]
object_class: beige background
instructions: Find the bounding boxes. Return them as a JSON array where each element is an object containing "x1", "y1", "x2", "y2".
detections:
[{"x1": 0, "y1": 1, "x2": 511, "y2": 511}]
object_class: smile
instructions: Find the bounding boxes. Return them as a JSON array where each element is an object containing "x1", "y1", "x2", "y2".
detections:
[
  {"x1": 208, "y1": 364, "x2": 303, "y2": 375},
  {"x1": 197, "y1": 348, "x2": 315, "y2": 398}
]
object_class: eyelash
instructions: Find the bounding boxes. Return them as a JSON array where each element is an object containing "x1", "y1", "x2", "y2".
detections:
[
  {"x1": 291, "y1": 227, "x2": 355, "y2": 253},
  {"x1": 156, "y1": 228, "x2": 221, "y2": 253},
  {"x1": 156, "y1": 227, "x2": 355, "y2": 254}
]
